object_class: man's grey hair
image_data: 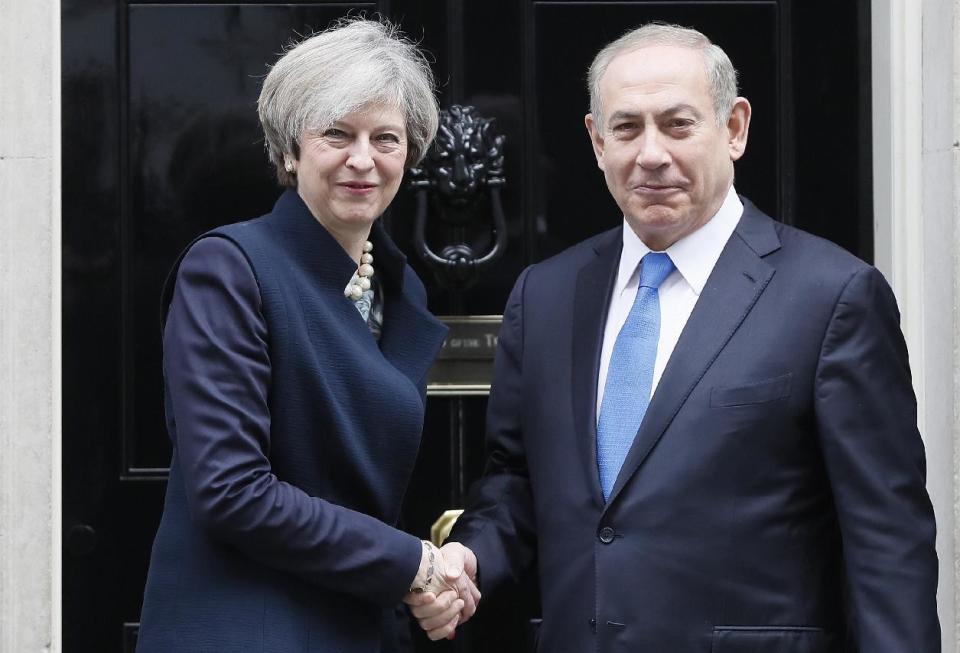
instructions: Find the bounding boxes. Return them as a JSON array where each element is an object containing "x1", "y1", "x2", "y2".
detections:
[
  {"x1": 258, "y1": 18, "x2": 439, "y2": 186},
  {"x1": 587, "y1": 23, "x2": 739, "y2": 132}
]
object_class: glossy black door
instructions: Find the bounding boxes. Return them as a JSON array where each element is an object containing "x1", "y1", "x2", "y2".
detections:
[{"x1": 62, "y1": 1, "x2": 872, "y2": 651}]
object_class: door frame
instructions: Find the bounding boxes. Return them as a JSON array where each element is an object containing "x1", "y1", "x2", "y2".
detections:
[{"x1": 4, "y1": 0, "x2": 960, "y2": 650}]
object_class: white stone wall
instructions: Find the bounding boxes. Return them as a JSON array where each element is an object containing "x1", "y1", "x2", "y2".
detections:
[
  {"x1": 920, "y1": 0, "x2": 958, "y2": 648},
  {"x1": 0, "y1": 0, "x2": 61, "y2": 649},
  {"x1": 873, "y1": 0, "x2": 960, "y2": 650},
  {"x1": 954, "y1": 0, "x2": 960, "y2": 649}
]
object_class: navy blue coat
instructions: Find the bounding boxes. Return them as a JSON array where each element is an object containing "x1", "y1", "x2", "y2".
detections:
[
  {"x1": 452, "y1": 198, "x2": 939, "y2": 652},
  {"x1": 137, "y1": 190, "x2": 447, "y2": 653}
]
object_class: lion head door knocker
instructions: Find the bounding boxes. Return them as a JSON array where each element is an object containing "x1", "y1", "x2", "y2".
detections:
[{"x1": 408, "y1": 105, "x2": 508, "y2": 289}]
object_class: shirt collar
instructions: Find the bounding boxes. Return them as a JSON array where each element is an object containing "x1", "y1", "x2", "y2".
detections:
[{"x1": 616, "y1": 185, "x2": 743, "y2": 296}]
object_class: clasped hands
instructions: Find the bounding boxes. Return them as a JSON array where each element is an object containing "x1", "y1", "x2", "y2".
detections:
[{"x1": 404, "y1": 541, "x2": 481, "y2": 640}]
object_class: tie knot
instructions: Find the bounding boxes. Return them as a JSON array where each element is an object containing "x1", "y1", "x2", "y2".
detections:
[{"x1": 639, "y1": 252, "x2": 674, "y2": 289}]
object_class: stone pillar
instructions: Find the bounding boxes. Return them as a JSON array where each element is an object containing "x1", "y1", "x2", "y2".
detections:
[
  {"x1": 0, "y1": 0, "x2": 61, "y2": 650},
  {"x1": 872, "y1": 0, "x2": 959, "y2": 650}
]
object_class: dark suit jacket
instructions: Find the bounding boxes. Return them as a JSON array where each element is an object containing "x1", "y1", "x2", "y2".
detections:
[
  {"x1": 137, "y1": 190, "x2": 447, "y2": 653},
  {"x1": 452, "y1": 198, "x2": 939, "y2": 652}
]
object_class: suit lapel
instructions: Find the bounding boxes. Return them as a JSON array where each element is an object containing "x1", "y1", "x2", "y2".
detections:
[
  {"x1": 271, "y1": 198, "x2": 448, "y2": 392},
  {"x1": 571, "y1": 229, "x2": 622, "y2": 509},
  {"x1": 379, "y1": 289, "x2": 448, "y2": 390},
  {"x1": 605, "y1": 203, "x2": 780, "y2": 506},
  {"x1": 372, "y1": 222, "x2": 448, "y2": 391}
]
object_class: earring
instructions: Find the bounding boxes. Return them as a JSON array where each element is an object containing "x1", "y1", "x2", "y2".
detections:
[{"x1": 284, "y1": 160, "x2": 294, "y2": 173}]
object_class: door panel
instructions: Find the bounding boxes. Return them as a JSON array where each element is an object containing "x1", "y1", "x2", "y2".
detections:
[{"x1": 62, "y1": 1, "x2": 871, "y2": 650}]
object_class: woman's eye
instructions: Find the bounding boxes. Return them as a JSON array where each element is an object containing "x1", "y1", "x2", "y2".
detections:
[
  {"x1": 323, "y1": 128, "x2": 347, "y2": 138},
  {"x1": 376, "y1": 133, "x2": 401, "y2": 144}
]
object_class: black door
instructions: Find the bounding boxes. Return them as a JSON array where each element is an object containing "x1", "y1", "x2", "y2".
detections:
[{"x1": 62, "y1": 1, "x2": 872, "y2": 651}]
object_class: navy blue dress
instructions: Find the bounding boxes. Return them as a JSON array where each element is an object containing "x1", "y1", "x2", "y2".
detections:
[{"x1": 137, "y1": 190, "x2": 447, "y2": 653}]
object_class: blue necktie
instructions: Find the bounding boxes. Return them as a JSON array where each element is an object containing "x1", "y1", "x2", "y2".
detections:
[{"x1": 597, "y1": 252, "x2": 675, "y2": 501}]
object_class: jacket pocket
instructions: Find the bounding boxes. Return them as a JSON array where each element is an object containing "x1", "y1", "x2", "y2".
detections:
[
  {"x1": 710, "y1": 373, "x2": 792, "y2": 407},
  {"x1": 711, "y1": 625, "x2": 835, "y2": 653}
]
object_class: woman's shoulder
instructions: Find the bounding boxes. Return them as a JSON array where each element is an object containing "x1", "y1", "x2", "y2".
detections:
[
  {"x1": 179, "y1": 235, "x2": 255, "y2": 283},
  {"x1": 161, "y1": 235, "x2": 261, "y2": 328},
  {"x1": 175, "y1": 206, "x2": 284, "y2": 284}
]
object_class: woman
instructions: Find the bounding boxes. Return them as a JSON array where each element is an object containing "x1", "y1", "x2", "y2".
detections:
[{"x1": 137, "y1": 19, "x2": 475, "y2": 653}]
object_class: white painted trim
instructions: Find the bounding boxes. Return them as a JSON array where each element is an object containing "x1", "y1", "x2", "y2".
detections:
[
  {"x1": 51, "y1": 0, "x2": 63, "y2": 647},
  {"x1": 873, "y1": 0, "x2": 925, "y2": 422}
]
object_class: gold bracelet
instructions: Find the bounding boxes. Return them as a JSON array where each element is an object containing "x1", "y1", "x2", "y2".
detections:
[{"x1": 411, "y1": 540, "x2": 438, "y2": 593}]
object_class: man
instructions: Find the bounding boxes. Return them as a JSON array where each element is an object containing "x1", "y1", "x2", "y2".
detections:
[{"x1": 408, "y1": 23, "x2": 940, "y2": 651}]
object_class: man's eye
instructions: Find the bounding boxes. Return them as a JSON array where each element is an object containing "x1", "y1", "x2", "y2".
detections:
[
  {"x1": 669, "y1": 119, "x2": 693, "y2": 129},
  {"x1": 610, "y1": 123, "x2": 638, "y2": 137}
]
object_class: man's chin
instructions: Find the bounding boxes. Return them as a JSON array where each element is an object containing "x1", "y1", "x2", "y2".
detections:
[
  {"x1": 623, "y1": 209, "x2": 692, "y2": 248},
  {"x1": 629, "y1": 205, "x2": 681, "y2": 228}
]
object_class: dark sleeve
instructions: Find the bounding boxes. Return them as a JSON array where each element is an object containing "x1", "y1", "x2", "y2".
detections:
[
  {"x1": 449, "y1": 266, "x2": 538, "y2": 593},
  {"x1": 814, "y1": 266, "x2": 940, "y2": 650},
  {"x1": 163, "y1": 236, "x2": 422, "y2": 606}
]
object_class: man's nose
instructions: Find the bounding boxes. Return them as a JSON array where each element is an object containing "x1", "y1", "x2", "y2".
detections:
[
  {"x1": 346, "y1": 139, "x2": 375, "y2": 171},
  {"x1": 636, "y1": 130, "x2": 670, "y2": 169}
]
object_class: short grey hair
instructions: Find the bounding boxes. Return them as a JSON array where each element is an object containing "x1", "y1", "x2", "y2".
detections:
[
  {"x1": 587, "y1": 23, "x2": 739, "y2": 132},
  {"x1": 258, "y1": 18, "x2": 439, "y2": 186}
]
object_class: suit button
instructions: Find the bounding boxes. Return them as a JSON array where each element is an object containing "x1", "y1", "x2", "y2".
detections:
[{"x1": 598, "y1": 526, "x2": 615, "y2": 544}]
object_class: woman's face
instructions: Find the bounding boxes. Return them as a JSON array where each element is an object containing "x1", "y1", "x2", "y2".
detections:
[{"x1": 293, "y1": 104, "x2": 408, "y2": 239}]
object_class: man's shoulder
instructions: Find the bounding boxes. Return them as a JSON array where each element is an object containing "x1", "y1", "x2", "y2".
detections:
[
  {"x1": 741, "y1": 201, "x2": 872, "y2": 281},
  {"x1": 528, "y1": 226, "x2": 620, "y2": 278}
]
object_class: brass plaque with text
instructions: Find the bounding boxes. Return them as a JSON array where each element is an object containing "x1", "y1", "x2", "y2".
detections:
[{"x1": 427, "y1": 316, "x2": 502, "y2": 395}]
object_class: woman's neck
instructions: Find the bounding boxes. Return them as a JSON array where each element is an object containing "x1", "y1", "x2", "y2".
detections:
[
  {"x1": 314, "y1": 218, "x2": 371, "y2": 266},
  {"x1": 333, "y1": 230, "x2": 370, "y2": 265},
  {"x1": 298, "y1": 190, "x2": 373, "y2": 265}
]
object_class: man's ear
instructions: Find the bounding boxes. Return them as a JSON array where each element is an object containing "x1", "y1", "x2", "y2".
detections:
[
  {"x1": 726, "y1": 97, "x2": 751, "y2": 162},
  {"x1": 584, "y1": 113, "x2": 606, "y2": 171}
]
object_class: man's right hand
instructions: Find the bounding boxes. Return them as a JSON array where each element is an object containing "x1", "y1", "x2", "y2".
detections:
[{"x1": 404, "y1": 542, "x2": 481, "y2": 640}]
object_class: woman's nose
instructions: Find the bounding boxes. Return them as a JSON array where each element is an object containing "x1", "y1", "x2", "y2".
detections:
[{"x1": 346, "y1": 139, "x2": 375, "y2": 171}]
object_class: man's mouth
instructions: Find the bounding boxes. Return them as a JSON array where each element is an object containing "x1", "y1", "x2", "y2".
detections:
[
  {"x1": 632, "y1": 183, "x2": 682, "y2": 194},
  {"x1": 633, "y1": 181, "x2": 682, "y2": 190}
]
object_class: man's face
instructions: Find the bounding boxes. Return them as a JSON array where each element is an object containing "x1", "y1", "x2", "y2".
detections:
[{"x1": 585, "y1": 45, "x2": 750, "y2": 250}]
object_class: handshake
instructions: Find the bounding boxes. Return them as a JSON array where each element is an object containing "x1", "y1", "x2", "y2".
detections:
[{"x1": 404, "y1": 541, "x2": 481, "y2": 640}]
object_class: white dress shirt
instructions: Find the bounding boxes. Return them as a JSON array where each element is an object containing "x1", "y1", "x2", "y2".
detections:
[{"x1": 596, "y1": 186, "x2": 743, "y2": 418}]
